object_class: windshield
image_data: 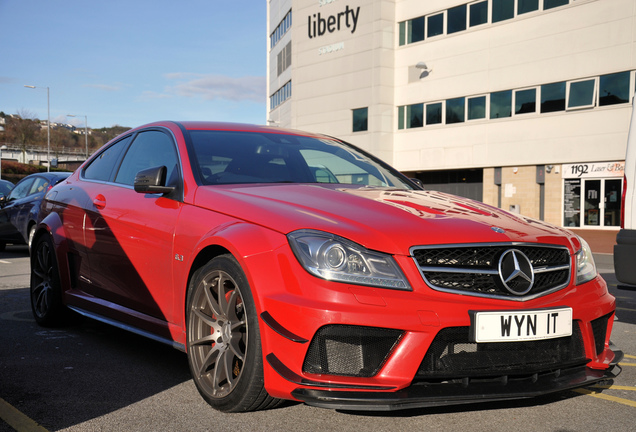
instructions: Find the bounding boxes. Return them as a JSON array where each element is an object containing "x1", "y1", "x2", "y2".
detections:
[{"x1": 187, "y1": 130, "x2": 414, "y2": 189}]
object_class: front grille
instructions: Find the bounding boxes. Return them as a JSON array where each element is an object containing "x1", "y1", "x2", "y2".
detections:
[
  {"x1": 411, "y1": 244, "x2": 571, "y2": 299},
  {"x1": 303, "y1": 325, "x2": 403, "y2": 377},
  {"x1": 416, "y1": 325, "x2": 586, "y2": 381}
]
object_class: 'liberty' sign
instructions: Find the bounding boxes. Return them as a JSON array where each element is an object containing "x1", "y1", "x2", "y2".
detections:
[{"x1": 307, "y1": 5, "x2": 360, "y2": 38}]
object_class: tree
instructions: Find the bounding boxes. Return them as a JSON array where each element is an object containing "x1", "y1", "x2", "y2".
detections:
[{"x1": 5, "y1": 109, "x2": 41, "y2": 156}]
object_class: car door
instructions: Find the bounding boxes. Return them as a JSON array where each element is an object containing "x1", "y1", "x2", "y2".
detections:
[
  {"x1": 82, "y1": 129, "x2": 183, "y2": 324},
  {"x1": 0, "y1": 176, "x2": 36, "y2": 244}
]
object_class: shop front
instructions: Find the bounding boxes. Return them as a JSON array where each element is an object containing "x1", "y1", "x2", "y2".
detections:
[{"x1": 563, "y1": 162, "x2": 624, "y2": 229}]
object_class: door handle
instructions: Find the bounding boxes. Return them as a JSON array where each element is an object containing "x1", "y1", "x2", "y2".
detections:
[{"x1": 93, "y1": 194, "x2": 106, "y2": 210}]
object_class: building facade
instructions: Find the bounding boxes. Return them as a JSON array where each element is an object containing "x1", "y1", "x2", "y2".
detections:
[{"x1": 267, "y1": 0, "x2": 636, "y2": 229}]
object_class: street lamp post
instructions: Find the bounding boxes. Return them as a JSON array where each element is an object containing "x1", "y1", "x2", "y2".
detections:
[
  {"x1": 67, "y1": 114, "x2": 88, "y2": 158},
  {"x1": 24, "y1": 85, "x2": 50, "y2": 171},
  {"x1": 0, "y1": 145, "x2": 7, "y2": 180}
]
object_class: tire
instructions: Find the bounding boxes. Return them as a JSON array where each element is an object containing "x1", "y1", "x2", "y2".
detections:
[
  {"x1": 27, "y1": 225, "x2": 36, "y2": 252},
  {"x1": 30, "y1": 234, "x2": 68, "y2": 326},
  {"x1": 186, "y1": 254, "x2": 278, "y2": 412}
]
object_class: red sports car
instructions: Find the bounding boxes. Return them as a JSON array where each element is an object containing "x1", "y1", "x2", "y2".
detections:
[{"x1": 31, "y1": 121, "x2": 622, "y2": 412}]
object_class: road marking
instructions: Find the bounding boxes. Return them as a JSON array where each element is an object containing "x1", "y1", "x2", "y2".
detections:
[
  {"x1": 591, "y1": 384, "x2": 636, "y2": 391},
  {"x1": 624, "y1": 354, "x2": 636, "y2": 359},
  {"x1": 0, "y1": 397, "x2": 49, "y2": 432},
  {"x1": 573, "y1": 388, "x2": 636, "y2": 408},
  {"x1": 617, "y1": 307, "x2": 636, "y2": 312},
  {"x1": 0, "y1": 260, "x2": 10, "y2": 264}
]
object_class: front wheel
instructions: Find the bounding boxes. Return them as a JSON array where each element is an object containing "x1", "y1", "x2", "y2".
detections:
[
  {"x1": 186, "y1": 254, "x2": 279, "y2": 412},
  {"x1": 30, "y1": 234, "x2": 68, "y2": 326}
]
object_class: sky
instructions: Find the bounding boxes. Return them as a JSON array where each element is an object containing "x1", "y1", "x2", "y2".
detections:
[{"x1": 0, "y1": 0, "x2": 267, "y2": 129}]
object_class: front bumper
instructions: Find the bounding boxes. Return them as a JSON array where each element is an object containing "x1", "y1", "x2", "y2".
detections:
[{"x1": 289, "y1": 349, "x2": 623, "y2": 411}]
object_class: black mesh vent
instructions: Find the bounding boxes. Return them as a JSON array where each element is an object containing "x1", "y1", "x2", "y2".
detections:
[
  {"x1": 591, "y1": 313, "x2": 611, "y2": 356},
  {"x1": 303, "y1": 325, "x2": 403, "y2": 377},
  {"x1": 417, "y1": 324, "x2": 586, "y2": 380},
  {"x1": 412, "y1": 244, "x2": 571, "y2": 298}
]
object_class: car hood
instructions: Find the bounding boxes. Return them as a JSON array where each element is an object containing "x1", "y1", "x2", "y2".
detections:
[{"x1": 193, "y1": 184, "x2": 580, "y2": 256}]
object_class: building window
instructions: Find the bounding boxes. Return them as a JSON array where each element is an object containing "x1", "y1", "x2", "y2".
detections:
[
  {"x1": 426, "y1": 103, "x2": 443, "y2": 125},
  {"x1": 467, "y1": 96, "x2": 487, "y2": 120},
  {"x1": 446, "y1": 97, "x2": 465, "y2": 124},
  {"x1": 448, "y1": 5, "x2": 467, "y2": 34},
  {"x1": 567, "y1": 78, "x2": 596, "y2": 110},
  {"x1": 492, "y1": 0, "x2": 514, "y2": 23},
  {"x1": 544, "y1": 0, "x2": 569, "y2": 11},
  {"x1": 514, "y1": 88, "x2": 536, "y2": 114},
  {"x1": 407, "y1": 104, "x2": 424, "y2": 128},
  {"x1": 409, "y1": 16, "x2": 425, "y2": 43},
  {"x1": 270, "y1": 9, "x2": 292, "y2": 49},
  {"x1": 427, "y1": 13, "x2": 444, "y2": 38},
  {"x1": 469, "y1": 1, "x2": 489, "y2": 27},
  {"x1": 599, "y1": 71, "x2": 631, "y2": 106},
  {"x1": 490, "y1": 90, "x2": 512, "y2": 119},
  {"x1": 270, "y1": 81, "x2": 291, "y2": 110},
  {"x1": 518, "y1": 0, "x2": 539, "y2": 15},
  {"x1": 352, "y1": 108, "x2": 368, "y2": 132},
  {"x1": 540, "y1": 82, "x2": 566, "y2": 113}
]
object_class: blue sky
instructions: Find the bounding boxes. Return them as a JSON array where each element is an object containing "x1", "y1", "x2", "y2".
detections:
[{"x1": 0, "y1": 0, "x2": 267, "y2": 129}]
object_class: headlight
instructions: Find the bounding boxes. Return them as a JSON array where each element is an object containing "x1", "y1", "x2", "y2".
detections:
[
  {"x1": 287, "y1": 229, "x2": 411, "y2": 290},
  {"x1": 575, "y1": 237, "x2": 597, "y2": 285}
]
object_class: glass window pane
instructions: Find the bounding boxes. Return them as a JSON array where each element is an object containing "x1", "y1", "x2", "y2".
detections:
[
  {"x1": 398, "y1": 106, "x2": 405, "y2": 130},
  {"x1": 353, "y1": 107, "x2": 368, "y2": 132},
  {"x1": 409, "y1": 17, "x2": 425, "y2": 43},
  {"x1": 518, "y1": 0, "x2": 539, "y2": 15},
  {"x1": 448, "y1": 5, "x2": 467, "y2": 34},
  {"x1": 599, "y1": 72, "x2": 631, "y2": 106},
  {"x1": 399, "y1": 21, "x2": 406, "y2": 46},
  {"x1": 541, "y1": 82, "x2": 566, "y2": 113},
  {"x1": 515, "y1": 88, "x2": 536, "y2": 114},
  {"x1": 446, "y1": 98, "x2": 465, "y2": 124},
  {"x1": 407, "y1": 104, "x2": 424, "y2": 128},
  {"x1": 468, "y1": 96, "x2": 486, "y2": 120},
  {"x1": 544, "y1": 0, "x2": 568, "y2": 10},
  {"x1": 426, "y1": 103, "x2": 442, "y2": 125},
  {"x1": 492, "y1": 0, "x2": 514, "y2": 23},
  {"x1": 469, "y1": 1, "x2": 488, "y2": 27},
  {"x1": 490, "y1": 90, "x2": 512, "y2": 119},
  {"x1": 427, "y1": 13, "x2": 444, "y2": 38},
  {"x1": 568, "y1": 79, "x2": 596, "y2": 109}
]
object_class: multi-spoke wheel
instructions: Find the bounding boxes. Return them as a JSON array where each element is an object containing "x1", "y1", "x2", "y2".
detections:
[
  {"x1": 186, "y1": 254, "x2": 278, "y2": 412},
  {"x1": 30, "y1": 234, "x2": 67, "y2": 326}
]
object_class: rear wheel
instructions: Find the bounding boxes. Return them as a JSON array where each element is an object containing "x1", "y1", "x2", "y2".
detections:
[
  {"x1": 30, "y1": 235, "x2": 68, "y2": 326},
  {"x1": 186, "y1": 254, "x2": 279, "y2": 412}
]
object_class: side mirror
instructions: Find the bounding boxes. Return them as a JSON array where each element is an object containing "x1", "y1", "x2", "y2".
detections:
[
  {"x1": 409, "y1": 178, "x2": 424, "y2": 189},
  {"x1": 134, "y1": 166, "x2": 175, "y2": 194}
]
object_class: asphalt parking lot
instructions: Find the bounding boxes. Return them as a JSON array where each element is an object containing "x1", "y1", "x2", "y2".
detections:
[{"x1": 1, "y1": 245, "x2": 635, "y2": 432}]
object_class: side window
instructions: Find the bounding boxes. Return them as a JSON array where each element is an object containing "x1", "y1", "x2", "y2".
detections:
[
  {"x1": 8, "y1": 178, "x2": 35, "y2": 200},
  {"x1": 29, "y1": 177, "x2": 50, "y2": 195},
  {"x1": 115, "y1": 130, "x2": 179, "y2": 186},
  {"x1": 84, "y1": 135, "x2": 132, "y2": 181}
]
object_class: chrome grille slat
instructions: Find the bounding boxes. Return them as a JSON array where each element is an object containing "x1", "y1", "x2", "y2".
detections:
[{"x1": 410, "y1": 243, "x2": 572, "y2": 301}]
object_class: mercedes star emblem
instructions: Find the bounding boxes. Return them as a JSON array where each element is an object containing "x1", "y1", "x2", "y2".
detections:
[{"x1": 498, "y1": 249, "x2": 534, "y2": 295}]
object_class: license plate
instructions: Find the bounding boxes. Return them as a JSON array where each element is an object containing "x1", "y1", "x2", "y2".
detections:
[{"x1": 472, "y1": 307, "x2": 572, "y2": 343}]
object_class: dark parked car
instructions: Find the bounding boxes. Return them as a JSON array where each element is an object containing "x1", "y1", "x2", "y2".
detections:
[
  {"x1": 0, "y1": 172, "x2": 70, "y2": 250},
  {"x1": 0, "y1": 179, "x2": 14, "y2": 197}
]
